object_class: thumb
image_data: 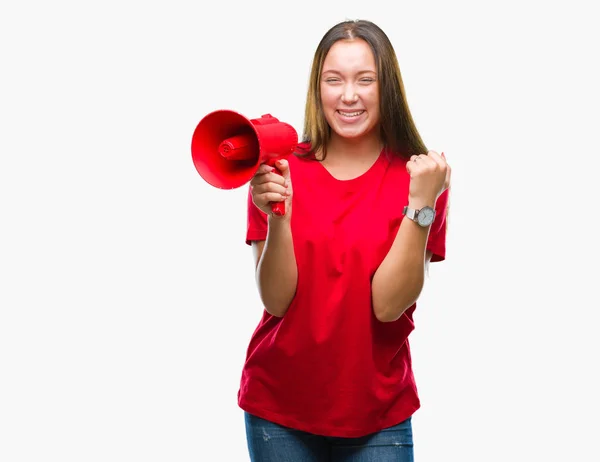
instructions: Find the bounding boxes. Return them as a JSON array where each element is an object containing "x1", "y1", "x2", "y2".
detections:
[{"x1": 275, "y1": 158, "x2": 290, "y2": 179}]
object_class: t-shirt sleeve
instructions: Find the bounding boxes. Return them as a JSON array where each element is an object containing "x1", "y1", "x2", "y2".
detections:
[
  {"x1": 245, "y1": 184, "x2": 268, "y2": 246},
  {"x1": 427, "y1": 187, "x2": 450, "y2": 262}
]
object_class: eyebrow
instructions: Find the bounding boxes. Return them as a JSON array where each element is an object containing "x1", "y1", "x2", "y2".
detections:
[{"x1": 321, "y1": 69, "x2": 377, "y2": 75}]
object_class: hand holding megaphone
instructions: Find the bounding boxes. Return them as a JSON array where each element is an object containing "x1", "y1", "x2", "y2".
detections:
[
  {"x1": 191, "y1": 110, "x2": 298, "y2": 216},
  {"x1": 249, "y1": 159, "x2": 293, "y2": 218}
]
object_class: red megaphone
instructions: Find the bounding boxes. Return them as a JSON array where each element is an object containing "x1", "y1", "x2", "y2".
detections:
[{"x1": 191, "y1": 110, "x2": 298, "y2": 216}]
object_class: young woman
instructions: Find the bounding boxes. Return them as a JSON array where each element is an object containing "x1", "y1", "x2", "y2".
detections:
[{"x1": 241, "y1": 19, "x2": 451, "y2": 461}]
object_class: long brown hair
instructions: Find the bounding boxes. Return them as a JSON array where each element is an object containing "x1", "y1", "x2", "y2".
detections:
[{"x1": 298, "y1": 19, "x2": 427, "y2": 160}]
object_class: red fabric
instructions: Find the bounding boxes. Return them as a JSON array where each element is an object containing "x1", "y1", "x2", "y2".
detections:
[{"x1": 239, "y1": 147, "x2": 449, "y2": 437}]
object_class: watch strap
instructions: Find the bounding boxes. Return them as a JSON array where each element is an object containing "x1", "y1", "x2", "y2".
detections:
[{"x1": 403, "y1": 206, "x2": 417, "y2": 221}]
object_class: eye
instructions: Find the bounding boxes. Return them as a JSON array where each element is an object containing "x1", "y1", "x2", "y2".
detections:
[
  {"x1": 359, "y1": 78, "x2": 376, "y2": 84},
  {"x1": 324, "y1": 78, "x2": 341, "y2": 84}
]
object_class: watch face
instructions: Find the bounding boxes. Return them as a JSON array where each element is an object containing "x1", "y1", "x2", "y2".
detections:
[{"x1": 417, "y1": 207, "x2": 435, "y2": 226}]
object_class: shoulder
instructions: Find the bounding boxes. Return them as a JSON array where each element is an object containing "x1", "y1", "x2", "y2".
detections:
[
  {"x1": 288, "y1": 142, "x2": 318, "y2": 168},
  {"x1": 383, "y1": 149, "x2": 410, "y2": 168},
  {"x1": 295, "y1": 141, "x2": 314, "y2": 157},
  {"x1": 377, "y1": 149, "x2": 410, "y2": 182}
]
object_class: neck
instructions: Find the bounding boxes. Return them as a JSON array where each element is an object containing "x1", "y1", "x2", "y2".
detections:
[{"x1": 324, "y1": 132, "x2": 383, "y2": 163}]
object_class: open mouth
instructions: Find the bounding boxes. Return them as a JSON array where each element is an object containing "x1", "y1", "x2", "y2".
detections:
[{"x1": 337, "y1": 110, "x2": 365, "y2": 117}]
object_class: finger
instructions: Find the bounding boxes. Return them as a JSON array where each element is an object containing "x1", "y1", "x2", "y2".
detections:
[
  {"x1": 251, "y1": 171, "x2": 288, "y2": 187},
  {"x1": 406, "y1": 159, "x2": 421, "y2": 177},
  {"x1": 250, "y1": 166, "x2": 276, "y2": 186},
  {"x1": 263, "y1": 171, "x2": 288, "y2": 186},
  {"x1": 408, "y1": 154, "x2": 426, "y2": 173},
  {"x1": 256, "y1": 163, "x2": 276, "y2": 175},
  {"x1": 425, "y1": 151, "x2": 450, "y2": 179},
  {"x1": 257, "y1": 191, "x2": 288, "y2": 204},
  {"x1": 411, "y1": 155, "x2": 434, "y2": 172},
  {"x1": 420, "y1": 151, "x2": 441, "y2": 167},
  {"x1": 427, "y1": 150, "x2": 444, "y2": 166},
  {"x1": 252, "y1": 181, "x2": 290, "y2": 197}
]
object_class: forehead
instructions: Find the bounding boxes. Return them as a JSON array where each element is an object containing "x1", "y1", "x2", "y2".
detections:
[{"x1": 322, "y1": 39, "x2": 376, "y2": 72}]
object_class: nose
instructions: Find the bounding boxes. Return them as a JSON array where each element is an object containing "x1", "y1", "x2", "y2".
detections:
[{"x1": 341, "y1": 83, "x2": 358, "y2": 104}]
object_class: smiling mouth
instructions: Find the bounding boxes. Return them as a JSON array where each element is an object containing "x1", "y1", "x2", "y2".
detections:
[{"x1": 337, "y1": 110, "x2": 365, "y2": 117}]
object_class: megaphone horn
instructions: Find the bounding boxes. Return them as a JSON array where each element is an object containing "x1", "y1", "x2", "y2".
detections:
[{"x1": 191, "y1": 110, "x2": 298, "y2": 216}]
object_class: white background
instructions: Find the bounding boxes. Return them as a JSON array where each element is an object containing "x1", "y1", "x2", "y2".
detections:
[{"x1": 1, "y1": 0, "x2": 599, "y2": 461}]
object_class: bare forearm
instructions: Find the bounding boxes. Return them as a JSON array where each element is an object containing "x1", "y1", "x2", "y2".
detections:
[
  {"x1": 371, "y1": 217, "x2": 430, "y2": 322},
  {"x1": 256, "y1": 218, "x2": 298, "y2": 317}
]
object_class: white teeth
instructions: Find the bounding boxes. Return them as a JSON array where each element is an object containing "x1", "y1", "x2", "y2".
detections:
[{"x1": 338, "y1": 110, "x2": 364, "y2": 117}]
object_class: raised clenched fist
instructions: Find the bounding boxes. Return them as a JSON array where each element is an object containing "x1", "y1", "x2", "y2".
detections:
[{"x1": 405, "y1": 150, "x2": 451, "y2": 208}]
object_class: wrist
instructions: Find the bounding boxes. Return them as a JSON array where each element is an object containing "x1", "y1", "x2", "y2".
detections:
[
  {"x1": 268, "y1": 214, "x2": 292, "y2": 229},
  {"x1": 407, "y1": 195, "x2": 436, "y2": 210}
]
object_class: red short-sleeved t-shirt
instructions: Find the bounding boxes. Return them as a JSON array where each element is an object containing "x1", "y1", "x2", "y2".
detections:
[{"x1": 239, "y1": 147, "x2": 449, "y2": 438}]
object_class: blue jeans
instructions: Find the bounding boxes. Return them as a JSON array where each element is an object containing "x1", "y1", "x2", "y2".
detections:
[{"x1": 244, "y1": 412, "x2": 414, "y2": 462}]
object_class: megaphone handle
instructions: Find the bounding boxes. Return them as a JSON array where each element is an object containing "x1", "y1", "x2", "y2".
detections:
[
  {"x1": 269, "y1": 163, "x2": 286, "y2": 217},
  {"x1": 271, "y1": 201, "x2": 285, "y2": 216}
]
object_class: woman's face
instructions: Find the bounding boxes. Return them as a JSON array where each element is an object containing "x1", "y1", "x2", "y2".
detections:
[{"x1": 320, "y1": 38, "x2": 381, "y2": 142}]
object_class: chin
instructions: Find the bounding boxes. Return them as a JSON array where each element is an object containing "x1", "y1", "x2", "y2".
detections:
[{"x1": 334, "y1": 125, "x2": 372, "y2": 140}]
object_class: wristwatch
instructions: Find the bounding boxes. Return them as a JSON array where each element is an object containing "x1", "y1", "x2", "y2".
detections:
[{"x1": 403, "y1": 205, "x2": 435, "y2": 227}]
